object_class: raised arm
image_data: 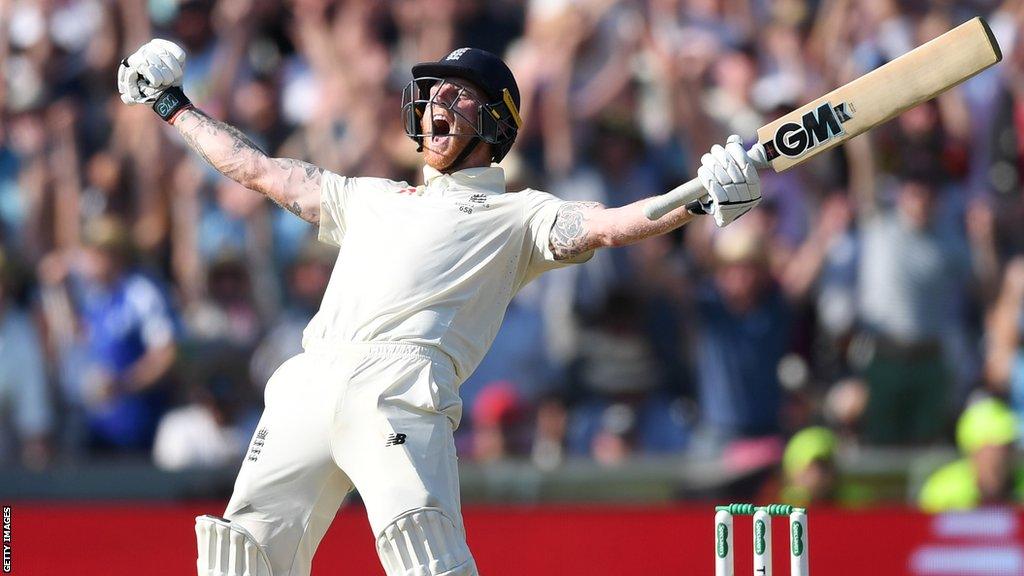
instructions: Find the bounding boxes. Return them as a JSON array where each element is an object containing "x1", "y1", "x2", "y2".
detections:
[
  {"x1": 173, "y1": 109, "x2": 322, "y2": 223},
  {"x1": 550, "y1": 135, "x2": 762, "y2": 260},
  {"x1": 117, "y1": 39, "x2": 322, "y2": 224},
  {"x1": 549, "y1": 200, "x2": 694, "y2": 260}
]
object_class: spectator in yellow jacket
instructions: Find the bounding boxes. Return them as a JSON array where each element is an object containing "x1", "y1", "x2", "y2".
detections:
[
  {"x1": 781, "y1": 427, "x2": 839, "y2": 506},
  {"x1": 919, "y1": 398, "x2": 1024, "y2": 512}
]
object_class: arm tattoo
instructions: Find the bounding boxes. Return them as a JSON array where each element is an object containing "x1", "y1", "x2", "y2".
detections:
[
  {"x1": 269, "y1": 158, "x2": 323, "y2": 222},
  {"x1": 175, "y1": 109, "x2": 323, "y2": 224},
  {"x1": 177, "y1": 109, "x2": 266, "y2": 184},
  {"x1": 550, "y1": 201, "x2": 602, "y2": 260}
]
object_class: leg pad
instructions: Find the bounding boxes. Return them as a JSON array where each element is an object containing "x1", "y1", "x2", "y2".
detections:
[
  {"x1": 376, "y1": 508, "x2": 478, "y2": 576},
  {"x1": 196, "y1": 515, "x2": 274, "y2": 576}
]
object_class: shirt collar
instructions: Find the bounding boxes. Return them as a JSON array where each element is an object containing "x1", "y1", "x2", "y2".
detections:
[{"x1": 422, "y1": 165, "x2": 506, "y2": 194}]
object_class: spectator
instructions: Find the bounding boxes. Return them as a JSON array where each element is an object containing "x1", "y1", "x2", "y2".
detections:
[
  {"x1": 692, "y1": 221, "x2": 791, "y2": 453},
  {"x1": 531, "y1": 395, "x2": 569, "y2": 470},
  {"x1": 567, "y1": 288, "x2": 688, "y2": 464},
  {"x1": 67, "y1": 217, "x2": 178, "y2": 452},
  {"x1": 250, "y1": 240, "x2": 335, "y2": 388},
  {"x1": 470, "y1": 380, "x2": 529, "y2": 463},
  {"x1": 919, "y1": 398, "x2": 1024, "y2": 512},
  {"x1": 0, "y1": 246, "x2": 52, "y2": 469},
  {"x1": 1, "y1": 0, "x2": 1023, "y2": 491},
  {"x1": 985, "y1": 257, "x2": 1024, "y2": 435},
  {"x1": 855, "y1": 168, "x2": 974, "y2": 445},
  {"x1": 780, "y1": 426, "x2": 839, "y2": 506},
  {"x1": 186, "y1": 253, "x2": 263, "y2": 349},
  {"x1": 153, "y1": 367, "x2": 254, "y2": 471}
]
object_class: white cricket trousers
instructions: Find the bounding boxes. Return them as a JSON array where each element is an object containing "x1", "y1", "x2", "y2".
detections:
[{"x1": 223, "y1": 341, "x2": 477, "y2": 575}]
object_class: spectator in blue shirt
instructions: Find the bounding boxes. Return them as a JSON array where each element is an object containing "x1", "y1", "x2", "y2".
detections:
[
  {"x1": 694, "y1": 222, "x2": 792, "y2": 452},
  {"x1": 72, "y1": 217, "x2": 178, "y2": 451}
]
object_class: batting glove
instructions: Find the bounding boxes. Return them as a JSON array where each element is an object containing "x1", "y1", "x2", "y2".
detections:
[
  {"x1": 695, "y1": 135, "x2": 762, "y2": 227},
  {"x1": 117, "y1": 39, "x2": 192, "y2": 122}
]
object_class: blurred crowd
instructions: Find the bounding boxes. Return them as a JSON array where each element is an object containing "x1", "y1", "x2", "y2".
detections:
[{"x1": 3, "y1": 0, "x2": 1024, "y2": 508}]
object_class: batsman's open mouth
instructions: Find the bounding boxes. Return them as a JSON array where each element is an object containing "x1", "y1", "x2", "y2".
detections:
[
  {"x1": 431, "y1": 116, "x2": 451, "y2": 142},
  {"x1": 430, "y1": 120, "x2": 452, "y2": 147}
]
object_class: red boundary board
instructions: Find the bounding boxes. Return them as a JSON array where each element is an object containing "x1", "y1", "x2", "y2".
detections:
[{"x1": 7, "y1": 503, "x2": 1023, "y2": 575}]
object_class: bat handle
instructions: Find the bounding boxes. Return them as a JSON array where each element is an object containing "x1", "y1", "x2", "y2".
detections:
[
  {"x1": 642, "y1": 177, "x2": 706, "y2": 221},
  {"x1": 643, "y1": 143, "x2": 769, "y2": 221}
]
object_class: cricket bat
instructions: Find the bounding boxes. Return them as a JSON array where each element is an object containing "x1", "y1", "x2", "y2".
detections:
[{"x1": 644, "y1": 16, "x2": 1002, "y2": 221}]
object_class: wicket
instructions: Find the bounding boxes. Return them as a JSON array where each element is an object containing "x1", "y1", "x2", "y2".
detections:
[{"x1": 714, "y1": 504, "x2": 809, "y2": 576}]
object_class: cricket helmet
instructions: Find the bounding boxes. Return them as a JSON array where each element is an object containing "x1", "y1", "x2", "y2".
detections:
[{"x1": 403, "y1": 47, "x2": 522, "y2": 165}]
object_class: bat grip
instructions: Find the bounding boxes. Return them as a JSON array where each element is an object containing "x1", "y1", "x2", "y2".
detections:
[
  {"x1": 642, "y1": 178, "x2": 707, "y2": 221},
  {"x1": 643, "y1": 143, "x2": 769, "y2": 221}
]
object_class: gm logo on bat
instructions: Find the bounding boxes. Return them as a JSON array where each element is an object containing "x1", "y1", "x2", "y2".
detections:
[{"x1": 762, "y1": 101, "x2": 854, "y2": 160}]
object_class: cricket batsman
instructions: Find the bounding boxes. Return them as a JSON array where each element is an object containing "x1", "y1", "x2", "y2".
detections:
[{"x1": 118, "y1": 39, "x2": 761, "y2": 576}]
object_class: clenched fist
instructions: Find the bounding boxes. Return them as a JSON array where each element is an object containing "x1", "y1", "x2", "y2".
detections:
[
  {"x1": 696, "y1": 135, "x2": 763, "y2": 227},
  {"x1": 118, "y1": 39, "x2": 186, "y2": 105},
  {"x1": 117, "y1": 39, "x2": 193, "y2": 123}
]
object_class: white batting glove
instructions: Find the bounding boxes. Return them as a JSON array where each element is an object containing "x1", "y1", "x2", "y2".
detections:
[
  {"x1": 696, "y1": 135, "x2": 762, "y2": 227},
  {"x1": 117, "y1": 39, "x2": 186, "y2": 105}
]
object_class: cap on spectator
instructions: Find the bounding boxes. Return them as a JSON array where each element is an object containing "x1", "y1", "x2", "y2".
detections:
[
  {"x1": 82, "y1": 215, "x2": 132, "y2": 256},
  {"x1": 472, "y1": 380, "x2": 524, "y2": 427},
  {"x1": 783, "y1": 426, "x2": 837, "y2": 478},
  {"x1": 956, "y1": 398, "x2": 1018, "y2": 455},
  {"x1": 713, "y1": 222, "x2": 767, "y2": 265}
]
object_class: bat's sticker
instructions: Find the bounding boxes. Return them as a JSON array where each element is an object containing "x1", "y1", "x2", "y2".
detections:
[{"x1": 762, "y1": 102, "x2": 854, "y2": 161}]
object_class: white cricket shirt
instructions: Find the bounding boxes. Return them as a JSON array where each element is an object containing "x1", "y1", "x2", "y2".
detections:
[{"x1": 304, "y1": 165, "x2": 591, "y2": 382}]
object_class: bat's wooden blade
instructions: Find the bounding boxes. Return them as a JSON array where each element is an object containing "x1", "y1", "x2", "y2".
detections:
[{"x1": 756, "y1": 17, "x2": 1001, "y2": 172}]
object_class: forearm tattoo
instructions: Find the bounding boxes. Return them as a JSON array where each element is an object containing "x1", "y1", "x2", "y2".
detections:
[
  {"x1": 550, "y1": 201, "x2": 603, "y2": 260},
  {"x1": 177, "y1": 109, "x2": 266, "y2": 183},
  {"x1": 175, "y1": 109, "x2": 323, "y2": 223},
  {"x1": 268, "y1": 157, "x2": 323, "y2": 222}
]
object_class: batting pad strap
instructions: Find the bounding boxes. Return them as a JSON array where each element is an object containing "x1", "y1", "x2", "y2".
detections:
[
  {"x1": 152, "y1": 86, "x2": 193, "y2": 124},
  {"x1": 376, "y1": 508, "x2": 478, "y2": 576},
  {"x1": 196, "y1": 515, "x2": 273, "y2": 576}
]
